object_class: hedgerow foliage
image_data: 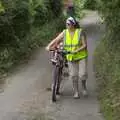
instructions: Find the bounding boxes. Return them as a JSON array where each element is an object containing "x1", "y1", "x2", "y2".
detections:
[
  {"x1": 95, "y1": 0, "x2": 120, "y2": 120},
  {"x1": 74, "y1": 0, "x2": 86, "y2": 18},
  {"x1": 84, "y1": 0, "x2": 97, "y2": 10},
  {"x1": 0, "y1": 0, "x2": 63, "y2": 74}
]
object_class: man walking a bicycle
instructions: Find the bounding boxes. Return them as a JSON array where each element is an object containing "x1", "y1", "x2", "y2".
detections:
[{"x1": 46, "y1": 17, "x2": 88, "y2": 99}]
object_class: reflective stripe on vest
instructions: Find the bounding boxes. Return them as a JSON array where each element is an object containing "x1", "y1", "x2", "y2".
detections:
[{"x1": 63, "y1": 28, "x2": 88, "y2": 61}]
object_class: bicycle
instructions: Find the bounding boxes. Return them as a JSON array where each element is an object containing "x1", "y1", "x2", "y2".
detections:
[{"x1": 50, "y1": 49, "x2": 70, "y2": 102}]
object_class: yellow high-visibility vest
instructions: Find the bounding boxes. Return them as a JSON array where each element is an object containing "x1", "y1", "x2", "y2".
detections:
[{"x1": 63, "y1": 28, "x2": 88, "y2": 61}]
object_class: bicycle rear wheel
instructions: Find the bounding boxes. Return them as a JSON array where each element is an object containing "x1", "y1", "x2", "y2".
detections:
[{"x1": 52, "y1": 66, "x2": 60, "y2": 102}]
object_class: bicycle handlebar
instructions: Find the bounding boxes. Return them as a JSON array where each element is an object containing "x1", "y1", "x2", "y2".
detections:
[
  {"x1": 61, "y1": 51, "x2": 71, "y2": 54},
  {"x1": 50, "y1": 49, "x2": 72, "y2": 55}
]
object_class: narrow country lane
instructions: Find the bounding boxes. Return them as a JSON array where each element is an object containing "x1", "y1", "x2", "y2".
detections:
[{"x1": 0, "y1": 11, "x2": 105, "y2": 120}]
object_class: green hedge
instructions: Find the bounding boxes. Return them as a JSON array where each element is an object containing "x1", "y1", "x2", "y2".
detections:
[
  {"x1": 74, "y1": 0, "x2": 86, "y2": 19},
  {"x1": 94, "y1": 0, "x2": 120, "y2": 120},
  {"x1": 95, "y1": 39, "x2": 120, "y2": 120},
  {"x1": 84, "y1": 0, "x2": 97, "y2": 10},
  {"x1": 0, "y1": 0, "x2": 64, "y2": 75}
]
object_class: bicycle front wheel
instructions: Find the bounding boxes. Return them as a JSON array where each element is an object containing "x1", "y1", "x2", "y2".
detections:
[{"x1": 52, "y1": 66, "x2": 60, "y2": 102}]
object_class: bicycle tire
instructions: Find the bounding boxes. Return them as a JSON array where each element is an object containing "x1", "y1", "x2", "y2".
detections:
[
  {"x1": 56, "y1": 67, "x2": 62, "y2": 95},
  {"x1": 52, "y1": 66, "x2": 60, "y2": 102}
]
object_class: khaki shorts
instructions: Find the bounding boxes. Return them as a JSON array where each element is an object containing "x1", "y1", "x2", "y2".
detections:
[{"x1": 68, "y1": 58, "x2": 88, "y2": 80}]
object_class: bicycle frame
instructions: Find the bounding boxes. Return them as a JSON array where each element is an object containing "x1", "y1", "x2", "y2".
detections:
[
  {"x1": 50, "y1": 50, "x2": 66, "y2": 68},
  {"x1": 50, "y1": 49, "x2": 68, "y2": 102}
]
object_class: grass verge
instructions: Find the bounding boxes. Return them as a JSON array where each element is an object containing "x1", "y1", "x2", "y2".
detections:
[{"x1": 94, "y1": 39, "x2": 120, "y2": 120}]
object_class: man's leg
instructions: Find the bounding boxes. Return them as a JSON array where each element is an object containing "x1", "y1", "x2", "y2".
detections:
[
  {"x1": 68, "y1": 61, "x2": 79, "y2": 98},
  {"x1": 79, "y1": 58, "x2": 88, "y2": 96},
  {"x1": 72, "y1": 76, "x2": 79, "y2": 98}
]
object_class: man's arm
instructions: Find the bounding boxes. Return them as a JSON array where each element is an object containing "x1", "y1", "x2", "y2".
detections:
[{"x1": 46, "y1": 31, "x2": 64, "y2": 51}]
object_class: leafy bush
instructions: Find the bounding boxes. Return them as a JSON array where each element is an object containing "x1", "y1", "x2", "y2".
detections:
[
  {"x1": 84, "y1": 0, "x2": 97, "y2": 10},
  {"x1": 95, "y1": 40, "x2": 120, "y2": 120},
  {"x1": 0, "y1": 0, "x2": 64, "y2": 74},
  {"x1": 74, "y1": 0, "x2": 86, "y2": 18},
  {"x1": 94, "y1": 0, "x2": 120, "y2": 120}
]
